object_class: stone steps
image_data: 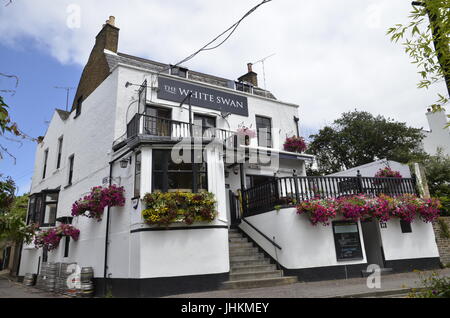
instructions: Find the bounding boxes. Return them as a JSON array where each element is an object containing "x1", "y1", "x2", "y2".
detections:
[
  {"x1": 222, "y1": 276, "x2": 298, "y2": 290},
  {"x1": 231, "y1": 264, "x2": 277, "y2": 273},
  {"x1": 223, "y1": 228, "x2": 297, "y2": 290}
]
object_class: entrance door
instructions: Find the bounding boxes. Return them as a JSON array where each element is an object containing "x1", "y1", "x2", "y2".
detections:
[
  {"x1": 361, "y1": 219, "x2": 385, "y2": 268},
  {"x1": 228, "y1": 190, "x2": 241, "y2": 227}
]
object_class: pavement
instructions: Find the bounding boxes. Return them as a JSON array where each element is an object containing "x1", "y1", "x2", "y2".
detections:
[
  {"x1": 1, "y1": 268, "x2": 449, "y2": 298},
  {"x1": 165, "y1": 268, "x2": 450, "y2": 298},
  {"x1": 0, "y1": 271, "x2": 64, "y2": 298}
]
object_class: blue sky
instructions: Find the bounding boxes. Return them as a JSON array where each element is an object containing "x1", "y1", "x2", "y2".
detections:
[
  {"x1": 0, "y1": 40, "x2": 82, "y2": 194},
  {"x1": 0, "y1": 0, "x2": 448, "y2": 195}
]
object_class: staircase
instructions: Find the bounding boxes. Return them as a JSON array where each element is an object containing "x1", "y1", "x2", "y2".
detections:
[{"x1": 222, "y1": 228, "x2": 298, "y2": 289}]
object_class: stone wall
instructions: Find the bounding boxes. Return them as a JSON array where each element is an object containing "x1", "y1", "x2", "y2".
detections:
[{"x1": 433, "y1": 216, "x2": 450, "y2": 265}]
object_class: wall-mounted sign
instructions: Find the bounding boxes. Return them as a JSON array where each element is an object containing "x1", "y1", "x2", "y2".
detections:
[
  {"x1": 332, "y1": 221, "x2": 363, "y2": 261},
  {"x1": 158, "y1": 76, "x2": 248, "y2": 116}
]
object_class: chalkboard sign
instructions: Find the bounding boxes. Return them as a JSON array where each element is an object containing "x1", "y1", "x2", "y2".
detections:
[{"x1": 332, "y1": 221, "x2": 363, "y2": 261}]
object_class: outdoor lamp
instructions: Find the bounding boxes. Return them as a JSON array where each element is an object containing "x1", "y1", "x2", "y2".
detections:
[{"x1": 120, "y1": 156, "x2": 132, "y2": 168}]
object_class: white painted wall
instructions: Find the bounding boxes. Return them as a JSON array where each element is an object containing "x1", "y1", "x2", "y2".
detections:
[
  {"x1": 380, "y1": 219, "x2": 439, "y2": 260},
  {"x1": 137, "y1": 228, "x2": 229, "y2": 278},
  {"x1": 422, "y1": 110, "x2": 450, "y2": 156},
  {"x1": 240, "y1": 208, "x2": 368, "y2": 269},
  {"x1": 240, "y1": 207, "x2": 439, "y2": 270}
]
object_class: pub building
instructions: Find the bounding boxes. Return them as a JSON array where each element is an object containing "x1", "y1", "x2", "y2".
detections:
[{"x1": 18, "y1": 17, "x2": 440, "y2": 297}]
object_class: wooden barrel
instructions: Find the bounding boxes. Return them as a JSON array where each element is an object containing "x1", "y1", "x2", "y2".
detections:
[
  {"x1": 80, "y1": 282, "x2": 94, "y2": 298},
  {"x1": 23, "y1": 273, "x2": 36, "y2": 286},
  {"x1": 80, "y1": 267, "x2": 94, "y2": 283}
]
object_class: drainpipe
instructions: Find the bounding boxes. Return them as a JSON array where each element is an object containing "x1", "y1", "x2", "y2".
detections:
[
  {"x1": 293, "y1": 116, "x2": 300, "y2": 137},
  {"x1": 104, "y1": 148, "x2": 134, "y2": 296}
]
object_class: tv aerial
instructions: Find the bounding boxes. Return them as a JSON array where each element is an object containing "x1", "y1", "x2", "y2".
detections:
[{"x1": 252, "y1": 53, "x2": 275, "y2": 97}]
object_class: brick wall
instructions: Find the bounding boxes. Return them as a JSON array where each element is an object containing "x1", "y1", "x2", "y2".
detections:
[{"x1": 433, "y1": 216, "x2": 450, "y2": 265}]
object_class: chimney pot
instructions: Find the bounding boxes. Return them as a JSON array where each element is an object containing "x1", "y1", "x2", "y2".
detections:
[{"x1": 247, "y1": 63, "x2": 253, "y2": 73}]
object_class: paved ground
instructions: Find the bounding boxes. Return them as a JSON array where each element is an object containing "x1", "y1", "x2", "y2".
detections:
[
  {"x1": 1, "y1": 268, "x2": 449, "y2": 298},
  {"x1": 165, "y1": 268, "x2": 450, "y2": 298},
  {"x1": 0, "y1": 271, "x2": 64, "y2": 298}
]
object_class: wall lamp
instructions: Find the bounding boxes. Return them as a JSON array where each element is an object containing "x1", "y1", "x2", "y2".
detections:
[{"x1": 120, "y1": 156, "x2": 132, "y2": 168}]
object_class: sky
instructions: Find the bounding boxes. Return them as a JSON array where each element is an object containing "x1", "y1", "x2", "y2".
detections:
[{"x1": 0, "y1": 0, "x2": 448, "y2": 194}]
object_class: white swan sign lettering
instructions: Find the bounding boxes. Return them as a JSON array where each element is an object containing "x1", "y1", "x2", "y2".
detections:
[{"x1": 157, "y1": 76, "x2": 248, "y2": 116}]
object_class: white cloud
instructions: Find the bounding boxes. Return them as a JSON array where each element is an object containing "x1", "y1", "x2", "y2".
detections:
[{"x1": 0, "y1": 0, "x2": 446, "y2": 132}]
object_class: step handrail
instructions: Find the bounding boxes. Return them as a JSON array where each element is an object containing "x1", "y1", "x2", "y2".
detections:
[{"x1": 242, "y1": 218, "x2": 282, "y2": 250}]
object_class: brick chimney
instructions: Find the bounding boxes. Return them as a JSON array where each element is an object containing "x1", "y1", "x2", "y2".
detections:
[
  {"x1": 71, "y1": 16, "x2": 119, "y2": 111},
  {"x1": 238, "y1": 63, "x2": 258, "y2": 87}
]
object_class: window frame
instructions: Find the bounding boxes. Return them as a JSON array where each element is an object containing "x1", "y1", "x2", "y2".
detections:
[
  {"x1": 255, "y1": 115, "x2": 273, "y2": 148},
  {"x1": 67, "y1": 155, "x2": 75, "y2": 186},
  {"x1": 134, "y1": 151, "x2": 142, "y2": 198},
  {"x1": 56, "y1": 136, "x2": 63, "y2": 169},
  {"x1": 152, "y1": 149, "x2": 208, "y2": 193},
  {"x1": 193, "y1": 113, "x2": 216, "y2": 138},
  {"x1": 42, "y1": 148, "x2": 49, "y2": 179},
  {"x1": 27, "y1": 190, "x2": 59, "y2": 228}
]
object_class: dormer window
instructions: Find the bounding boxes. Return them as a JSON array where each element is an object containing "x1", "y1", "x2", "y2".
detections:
[
  {"x1": 170, "y1": 66, "x2": 188, "y2": 78},
  {"x1": 235, "y1": 81, "x2": 253, "y2": 93}
]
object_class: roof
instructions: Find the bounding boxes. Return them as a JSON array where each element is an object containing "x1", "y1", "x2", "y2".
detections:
[
  {"x1": 104, "y1": 51, "x2": 277, "y2": 100},
  {"x1": 55, "y1": 109, "x2": 70, "y2": 121}
]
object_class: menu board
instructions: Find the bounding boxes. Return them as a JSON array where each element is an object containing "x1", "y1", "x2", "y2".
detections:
[{"x1": 333, "y1": 221, "x2": 363, "y2": 261}]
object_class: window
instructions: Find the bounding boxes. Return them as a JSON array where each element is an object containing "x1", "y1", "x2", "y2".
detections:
[
  {"x1": 27, "y1": 191, "x2": 59, "y2": 227},
  {"x1": 400, "y1": 220, "x2": 412, "y2": 233},
  {"x1": 42, "y1": 192, "x2": 58, "y2": 226},
  {"x1": 134, "y1": 152, "x2": 141, "y2": 197},
  {"x1": 75, "y1": 96, "x2": 83, "y2": 117},
  {"x1": 56, "y1": 137, "x2": 63, "y2": 169},
  {"x1": 152, "y1": 149, "x2": 207, "y2": 193},
  {"x1": 332, "y1": 221, "x2": 363, "y2": 261},
  {"x1": 193, "y1": 114, "x2": 216, "y2": 138},
  {"x1": 235, "y1": 81, "x2": 252, "y2": 93},
  {"x1": 42, "y1": 149, "x2": 49, "y2": 179},
  {"x1": 144, "y1": 106, "x2": 172, "y2": 136},
  {"x1": 68, "y1": 155, "x2": 74, "y2": 185},
  {"x1": 256, "y1": 115, "x2": 272, "y2": 147},
  {"x1": 170, "y1": 66, "x2": 187, "y2": 78}
]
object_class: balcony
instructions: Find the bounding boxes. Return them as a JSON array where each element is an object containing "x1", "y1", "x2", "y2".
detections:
[
  {"x1": 241, "y1": 175, "x2": 418, "y2": 217},
  {"x1": 113, "y1": 113, "x2": 237, "y2": 149}
]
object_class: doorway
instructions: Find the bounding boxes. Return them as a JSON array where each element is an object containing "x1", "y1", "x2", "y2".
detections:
[{"x1": 361, "y1": 219, "x2": 385, "y2": 268}]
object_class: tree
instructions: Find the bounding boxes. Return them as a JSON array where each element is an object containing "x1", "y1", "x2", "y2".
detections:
[
  {"x1": 306, "y1": 110, "x2": 427, "y2": 174},
  {"x1": 0, "y1": 177, "x2": 35, "y2": 249},
  {"x1": 387, "y1": 0, "x2": 450, "y2": 125},
  {"x1": 421, "y1": 149, "x2": 450, "y2": 215}
]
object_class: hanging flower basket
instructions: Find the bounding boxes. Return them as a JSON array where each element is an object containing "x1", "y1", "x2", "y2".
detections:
[
  {"x1": 142, "y1": 191, "x2": 217, "y2": 226},
  {"x1": 283, "y1": 136, "x2": 307, "y2": 153},
  {"x1": 34, "y1": 224, "x2": 80, "y2": 251},
  {"x1": 236, "y1": 124, "x2": 256, "y2": 146},
  {"x1": 296, "y1": 194, "x2": 441, "y2": 226},
  {"x1": 71, "y1": 184, "x2": 125, "y2": 221},
  {"x1": 373, "y1": 167, "x2": 403, "y2": 186}
]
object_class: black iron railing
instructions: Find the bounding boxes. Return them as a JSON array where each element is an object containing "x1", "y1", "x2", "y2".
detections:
[
  {"x1": 241, "y1": 175, "x2": 417, "y2": 217},
  {"x1": 126, "y1": 113, "x2": 235, "y2": 143}
]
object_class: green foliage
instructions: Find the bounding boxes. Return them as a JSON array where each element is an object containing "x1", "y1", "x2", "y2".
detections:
[
  {"x1": 0, "y1": 178, "x2": 36, "y2": 248},
  {"x1": 437, "y1": 218, "x2": 450, "y2": 238},
  {"x1": 409, "y1": 271, "x2": 450, "y2": 298},
  {"x1": 0, "y1": 175, "x2": 15, "y2": 212},
  {"x1": 422, "y1": 150, "x2": 450, "y2": 216},
  {"x1": 306, "y1": 110, "x2": 427, "y2": 174},
  {"x1": 387, "y1": 0, "x2": 450, "y2": 110}
]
